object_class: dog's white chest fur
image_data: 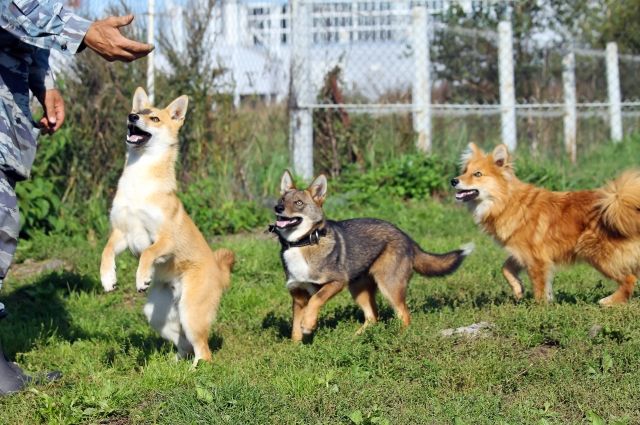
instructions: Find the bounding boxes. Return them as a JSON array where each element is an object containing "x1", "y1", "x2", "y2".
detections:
[
  {"x1": 110, "y1": 162, "x2": 165, "y2": 256},
  {"x1": 283, "y1": 248, "x2": 318, "y2": 295}
]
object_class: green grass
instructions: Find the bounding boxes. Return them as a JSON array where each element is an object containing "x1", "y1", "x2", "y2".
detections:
[{"x1": 1, "y1": 139, "x2": 640, "y2": 424}]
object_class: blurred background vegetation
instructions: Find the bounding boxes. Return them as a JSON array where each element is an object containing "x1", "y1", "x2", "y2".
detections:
[{"x1": 17, "y1": 0, "x2": 640, "y2": 245}]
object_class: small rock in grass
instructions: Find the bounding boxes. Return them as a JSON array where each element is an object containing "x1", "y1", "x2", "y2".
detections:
[
  {"x1": 441, "y1": 321, "x2": 494, "y2": 338},
  {"x1": 588, "y1": 324, "x2": 603, "y2": 339}
]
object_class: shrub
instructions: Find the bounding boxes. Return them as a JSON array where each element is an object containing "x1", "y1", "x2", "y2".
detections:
[{"x1": 336, "y1": 153, "x2": 456, "y2": 204}]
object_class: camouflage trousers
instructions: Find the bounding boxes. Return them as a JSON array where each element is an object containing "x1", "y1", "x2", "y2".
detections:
[
  {"x1": 0, "y1": 170, "x2": 18, "y2": 312},
  {"x1": 0, "y1": 46, "x2": 41, "y2": 314}
]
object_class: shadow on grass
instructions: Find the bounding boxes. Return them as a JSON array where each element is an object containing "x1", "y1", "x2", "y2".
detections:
[
  {"x1": 1, "y1": 269, "x2": 227, "y2": 362},
  {"x1": 102, "y1": 331, "x2": 224, "y2": 366},
  {"x1": 261, "y1": 304, "x2": 397, "y2": 341},
  {"x1": 102, "y1": 332, "x2": 168, "y2": 367},
  {"x1": 418, "y1": 291, "x2": 515, "y2": 312},
  {"x1": 261, "y1": 311, "x2": 291, "y2": 339},
  {"x1": 0, "y1": 271, "x2": 97, "y2": 358},
  {"x1": 555, "y1": 281, "x2": 610, "y2": 305}
]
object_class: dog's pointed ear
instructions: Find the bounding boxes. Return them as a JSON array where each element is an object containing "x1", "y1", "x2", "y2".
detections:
[
  {"x1": 280, "y1": 170, "x2": 295, "y2": 195},
  {"x1": 492, "y1": 144, "x2": 510, "y2": 167},
  {"x1": 460, "y1": 142, "x2": 481, "y2": 167},
  {"x1": 132, "y1": 87, "x2": 150, "y2": 111},
  {"x1": 166, "y1": 95, "x2": 189, "y2": 122},
  {"x1": 308, "y1": 174, "x2": 328, "y2": 203}
]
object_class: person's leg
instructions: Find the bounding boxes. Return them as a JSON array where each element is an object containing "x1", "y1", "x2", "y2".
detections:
[
  {"x1": 0, "y1": 170, "x2": 25, "y2": 395},
  {"x1": 0, "y1": 171, "x2": 60, "y2": 396},
  {"x1": 0, "y1": 170, "x2": 19, "y2": 312}
]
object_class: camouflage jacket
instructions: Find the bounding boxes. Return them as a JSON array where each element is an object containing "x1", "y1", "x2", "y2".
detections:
[{"x1": 0, "y1": 0, "x2": 91, "y2": 179}]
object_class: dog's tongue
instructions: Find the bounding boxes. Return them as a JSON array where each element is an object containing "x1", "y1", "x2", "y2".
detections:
[
  {"x1": 276, "y1": 219, "x2": 291, "y2": 227},
  {"x1": 127, "y1": 134, "x2": 143, "y2": 142}
]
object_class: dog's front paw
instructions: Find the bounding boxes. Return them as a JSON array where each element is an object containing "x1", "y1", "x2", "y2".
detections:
[
  {"x1": 291, "y1": 329, "x2": 303, "y2": 342},
  {"x1": 101, "y1": 270, "x2": 117, "y2": 292},
  {"x1": 135, "y1": 267, "x2": 153, "y2": 293},
  {"x1": 300, "y1": 316, "x2": 317, "y2": 336},
  {"x1": 512, "y1": 287, "x2": 524, "y2": 301}
]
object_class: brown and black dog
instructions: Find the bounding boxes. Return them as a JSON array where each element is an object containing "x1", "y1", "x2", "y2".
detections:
[{"x1": 271, "y1": 170, "x2": 472, "y2": 341}]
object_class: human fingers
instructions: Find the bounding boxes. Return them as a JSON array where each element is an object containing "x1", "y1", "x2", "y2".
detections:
[
  {"x1": 52, "y1": 94, "x2": 65, "y2": 132},
  {"x1": 44, "y1": 92, "x2": 57, "y2": 128},
  {"x1": 39, "y1": 116, "x2": 52, "y2": 134},
  {"x1": 109, "y1": 46, "x2": 137, "y2": 62},
  {"x1": 104, "y1": 14, "x2": 134, "y2": 28},
  {"x1": 121, "y1": 38, "x2": 154, "y2": 55}
]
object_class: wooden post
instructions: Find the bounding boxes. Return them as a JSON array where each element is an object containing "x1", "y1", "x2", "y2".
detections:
[
  {"x1": 411, "y1": 5, "x2": 431, "y2": 153},
  {"x1": 498, "y1": 20, "x2": 517, "y2": 150},
  {"x1": 562, "y1": 50, "x2": 577, "y2": 163}
]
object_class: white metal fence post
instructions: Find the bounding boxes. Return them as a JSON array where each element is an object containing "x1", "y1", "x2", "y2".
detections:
[
  {"x1": 411, "y1": 4, "x2": 431, "y2": 153},
  {"x1": 498, "y1": 20, "x2": 517, "y2": 151},
  {"x1": 146, "y1": 0, "x2": 155, "y2": 105},
  {"x1": 606, "y1": 42, "x2": 623, "y2": 142},
  {"x1": 562, "y1": 50, "x2": 577, "y2": 163},
  {"x1": 289, "y1": 0, "x2": 313, "y2": 180}
]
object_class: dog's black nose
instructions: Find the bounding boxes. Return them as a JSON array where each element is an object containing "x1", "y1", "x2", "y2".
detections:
[
  {"x1": 274, "y1": 204, "x2": 284, "y2": 214},
  {"x1": 128, "y1": 114, "x2": 139, "y2": 122},
  {"x1": 451, "y1": 178, "x2": 459, "y2": 187}
]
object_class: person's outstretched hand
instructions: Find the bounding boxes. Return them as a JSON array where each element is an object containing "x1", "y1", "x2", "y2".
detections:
[
  {"x1": 38, "y1": 89, "x2": 65, "y2": 135},
  {"x1": 83, "y1": 15, "x2": 154, "y2": 62}
]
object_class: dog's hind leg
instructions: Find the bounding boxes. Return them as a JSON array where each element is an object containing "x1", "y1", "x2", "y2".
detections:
[
  {"x1": 502, "y1": 256, "x2": 525, "y2": 301},
  {"x1": 371, "y1": 256, "x2": 413, "y2": 327},
  {"x1": 348, "y1": 276, "x2": 378, "y2": 334},
  {"x1": 599, "y1": 274, "x2": 636, "y2": 306},
  {"x1": 144, "y1": 283, "x2": 188, "y2": 355},
  {"x1": 178, "y1": 270, "x2": 224, "y2": 364}
]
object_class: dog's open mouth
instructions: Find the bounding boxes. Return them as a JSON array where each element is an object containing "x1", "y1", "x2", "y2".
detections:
[
  {"x1": 127, "y1": 124, "x2": 151, "y2": 146},
  {"x1": 455, "y1": 189, "x2": 480, "y2": 202},
  {"x1": 275, "y1": 215, "x2": 302, "y2": 229}
]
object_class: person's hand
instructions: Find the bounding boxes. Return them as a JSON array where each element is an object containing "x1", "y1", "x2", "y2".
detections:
[
  {"x1": 38, "y1": 89, "x2": 65, "y2": 135},
  {"x1": 83, "y1": 15, "x2": 154, "y2": 62}
]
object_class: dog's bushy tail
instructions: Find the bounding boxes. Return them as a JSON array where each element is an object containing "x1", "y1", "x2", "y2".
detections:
[
  {"x1": 597, "y1": 170, "x2": 640, "y2": 238},
  {"x1": 212, "y1": 248, "x2": 235, "y2": 289},
  {"x1": 412, "y1": 243, "x2": 473, "y2": 277}
]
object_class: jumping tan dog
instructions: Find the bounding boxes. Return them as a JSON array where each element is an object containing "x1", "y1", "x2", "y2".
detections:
[{"x1": 100, "y1": 87, "x2": 234, "y2": 363}]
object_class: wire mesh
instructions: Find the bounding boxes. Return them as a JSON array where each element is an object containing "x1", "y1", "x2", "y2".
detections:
[{"x1": 65, "y1": 0, "x2": 640, "y2": 157}]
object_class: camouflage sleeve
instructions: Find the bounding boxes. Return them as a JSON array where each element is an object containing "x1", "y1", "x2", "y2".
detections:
[
  {"x1": 0, "y1": 0, "x2": 92, "y2": 54},
  {"x1": 28, "y1": 48, "x2": 55, "y2": 100}
]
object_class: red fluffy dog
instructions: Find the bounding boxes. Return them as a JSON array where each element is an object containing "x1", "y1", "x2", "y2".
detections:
[{"x1": 452, "y1": 143, "x2": 640, "y2": 305}]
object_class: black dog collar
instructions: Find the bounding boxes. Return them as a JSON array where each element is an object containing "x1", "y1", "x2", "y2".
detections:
[{"x1": 268, "y1": 226, "x2": 327, "y2": 251}]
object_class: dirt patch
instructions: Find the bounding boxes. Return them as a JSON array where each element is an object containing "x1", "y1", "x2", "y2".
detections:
[
  {"x1": 8, "y1": 258, "x2": 71, "y2": 282},
  {"x1": 100, "y1": 416, "x2": 131, "y2": 425},
  {"x1": 528, "y1": 342, "x2": 559, "y2": 361}
]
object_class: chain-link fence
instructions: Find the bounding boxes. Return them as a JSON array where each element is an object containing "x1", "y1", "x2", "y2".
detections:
[{"x1": 66, "y1": 0, "x2": 640, "y2": 179}]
